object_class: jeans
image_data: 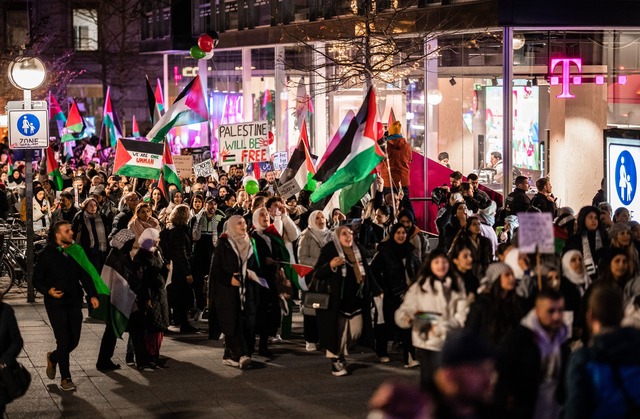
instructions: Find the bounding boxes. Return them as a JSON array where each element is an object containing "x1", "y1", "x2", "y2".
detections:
[{"x1": 45, "y1": 303, "x2": 84, "y2": 380}]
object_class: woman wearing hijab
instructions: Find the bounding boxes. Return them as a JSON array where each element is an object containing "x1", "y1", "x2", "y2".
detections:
[
  {"x1": 128, "y1": 202, "x2": 160, "y2": 256},
  {"x1": 561, "y1": 250, "x2": 591, "y2": 299},
  {"x1": 158, "y1": 190, "x2": 184, "y2": 226},
  {"x1": 314, "y1": 225, "x2": 372, "y2": 376},
  {"x1": 210, "y1": 215, "x2": 258, "y2": 369},
  {"x1": 563, "y1": 206, "x2": 610, "y2": 280},
  {"x1": 251, "y1": 207, "x2": 286, "y2": 358},
  {"x1": 297, "y1": 210, "x2": 332, "y2": 352},
  {"x1": 33, "y1": 185, "x2": 52, "y2": 233},
  {"x1": 71, "y1": 197, "x2": 111, "y2": 272},
  {"x1": 370, "y1": 223, "x2": 420, "y2": 366},
  {"x1": 466, "y1": 262, "x2": 526, "y2": 348}
]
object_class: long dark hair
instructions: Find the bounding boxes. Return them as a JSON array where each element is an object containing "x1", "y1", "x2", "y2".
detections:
[{"x1": 418, "y1": 250, "x2": 460, "y2": 293}]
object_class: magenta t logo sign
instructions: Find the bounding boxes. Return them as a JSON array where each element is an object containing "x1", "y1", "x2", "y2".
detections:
[{"x1": 549, "y1": 58, "x2": 583, "y2": 98}]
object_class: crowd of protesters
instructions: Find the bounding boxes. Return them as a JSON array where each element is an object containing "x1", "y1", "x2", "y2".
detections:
[{"x1": 1, "y1": 132, "x2": 640, "y2": 418}]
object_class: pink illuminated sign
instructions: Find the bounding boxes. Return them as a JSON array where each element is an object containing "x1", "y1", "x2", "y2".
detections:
[
  {"x1": 550, "y1": 58, "x2": 582, "y2": 98},
  {"x1": 548, "y1": 57, "x2": 627, "y2": 99}
]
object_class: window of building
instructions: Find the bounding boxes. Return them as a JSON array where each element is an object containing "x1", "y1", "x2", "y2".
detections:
[
  {"x1": 6, "y1": 8, "x2": 29, "y2": 49},
  {"x1": 73, "y1": 9, "x2": 98, "y2": 51}
]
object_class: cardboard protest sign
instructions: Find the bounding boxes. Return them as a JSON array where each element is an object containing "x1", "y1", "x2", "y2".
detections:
[
  {"x1": 218, "y1": 122, "x2": 272, "y2": 165},
  {"x1": 517, "y1": 212, "x2": 554, "y2": 254},
  {"x1": 272, "y1": 152, "x2": 288, "y2": 171},
  {"x1": 194, "y1": 159, "x2": 215, "y2": 178},
  {"x1": 172, "y1": 155, "x2": 194, "y2": 178}
]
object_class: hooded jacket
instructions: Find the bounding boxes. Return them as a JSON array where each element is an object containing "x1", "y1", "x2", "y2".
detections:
[
  {"x1": 565, "y1": 327, "x2": 640, "y2": 419},
  {"x1": 380, "y1": 134, "x2": 412, "y2": 188}
]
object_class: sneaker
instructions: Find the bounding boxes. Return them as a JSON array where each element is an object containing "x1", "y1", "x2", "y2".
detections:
[
  {"x1": 46, "y1": 352, "x2": 56, "y2": 380},
  {"x1": 125, "y1": 353, "x2": 135, "y2": 366},
  {"x1": 60, "y1": 378, "x2": 76, "y2": 391},
  {"x1": 239, "y1": 356, "x2": 252, "y2": 369},
  {"x1": 137, "y1": 364, "x2": 157, "y2": 372},
  {"x1": 379, "y1": 356, "x2": 391, "y2": 364},
  {"x1": 305, "y1": 342, "x2": 317, "y2": 352},
  {"x1": 331, "y1": 359, "x2": 348, "y2": 377},
  {"x1": 193, "y1": 309, "x2": 203, "y2": 321},
  {"x1": 222, "y1": 358, "x2": 240, "y2": 367},
  {"x1": 404, "y1": 359, "x2": 420, "y2": 369},
  {"x1": 270, "y1": 334, "x2": 283, "y2": 343}
]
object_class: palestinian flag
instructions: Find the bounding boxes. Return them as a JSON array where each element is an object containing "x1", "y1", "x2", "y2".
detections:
[
  {"x1": 146, "y1": 76, "x2": 163, "y2": 125},
  {"x1": 61, "y1": 243, "x2": 110, "y2": 322},
  {"x1": 155, "y1": 78, "x2": 165, "y2": 114},
  {"x1": 103, "y1": 86, "x2": 122, "y2": 147},
  {"x1": 146, "y1": 75, "x2": 208, "y2": 143},
  {"x1": 161, "y1": 141, "x2": 182, "y2": 191},
  {"x1": 132, "y1": 115, "x2": 140, "y2": 137},
  {"x1": 61, "y1": 99, "x2": 85, "y2": 142},
  {"x1": 48, "y1": 92, "x2": 67, "y2": 136},
  {"x1": 101, "y1": 245, "x2": 137, "y2": 338},
  {"x1": 263, "y1": 225, "x2": 301, "y2": 290},
  {"x1": 6, "y1": 153, "x2": 13, "y2": 176},
  {"x1": 45, "y1": 145, "x2": 64, "y2": 191},
  {"x1": 278, "y1": 120, "x2": 316, "y2": 199},
  {"x1": 311, "y1": 87, "x2": 384, "y2": 203},
  {"x1": 114, "y1": 138, "x2": 164, "y2": 180},
  {"x1": 291, "y1": 262, "x2": 314, "y2": 291}
]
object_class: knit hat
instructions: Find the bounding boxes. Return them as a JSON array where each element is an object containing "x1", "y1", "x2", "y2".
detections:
[
  {"x1": 480, "y1": 262, "x2": 512, "y2": 287},
  {"x1": 554, "y1": 212, "x2": 575, "y2": 227},
  {"x1": 138, "y1": 228, "x2": 160, "y2": 251},
  {"x1": 388, "y1": 121, "x2": 402, "y2": 136},
  {"x1": 609, "y1": 222, "x2": 631, "y2": 241},
  {"x1": 439, "y1": 330, "x2": 495, "y2": 367},
  {"x1": 109, "y1": 228, "x2": 136, "y2": 250}
]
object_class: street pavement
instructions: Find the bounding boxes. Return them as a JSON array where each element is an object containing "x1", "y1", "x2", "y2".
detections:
[{"x1": 2, "y1": 286, "x2": 420, "y2": 418}]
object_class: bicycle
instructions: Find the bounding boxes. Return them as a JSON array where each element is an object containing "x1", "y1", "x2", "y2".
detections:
[{"x1": 0, "y1": 218, "x2": 47, "y2": 296}]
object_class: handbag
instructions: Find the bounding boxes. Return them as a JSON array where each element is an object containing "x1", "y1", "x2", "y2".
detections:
[
  {"x1": 0, "y1": 362, "x2": 31, "y2": 401},
  {"x1": 302, "y1": 274, "x2": 331, "y2": 310}
]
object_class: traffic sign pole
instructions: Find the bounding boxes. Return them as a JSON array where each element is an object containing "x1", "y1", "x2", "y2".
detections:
[{"x1": 23, "y1": 90, "x2": 35, "y2": 303}]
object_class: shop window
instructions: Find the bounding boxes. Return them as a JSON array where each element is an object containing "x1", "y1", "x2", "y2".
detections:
[{"x1": 73, "y1": 9, "x2": 98, "y2": 51}]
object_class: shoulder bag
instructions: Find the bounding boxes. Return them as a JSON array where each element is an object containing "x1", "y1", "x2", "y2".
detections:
[{"x1": 302, "y1": 273, "x2": 331, "y2": 311}]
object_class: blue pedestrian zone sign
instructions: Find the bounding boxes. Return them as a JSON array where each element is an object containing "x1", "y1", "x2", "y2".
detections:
[
  {"x1": 8, "y1": 109, "x2": 49, "y2": 149},
  {"x1": 616, "y1": 151, "x2": 636, "y2": 206},
  {"x1": 17, "y1": 114, "x2": 40, "y2": 136}
]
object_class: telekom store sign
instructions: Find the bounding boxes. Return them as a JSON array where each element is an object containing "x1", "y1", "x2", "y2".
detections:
[{"x1": 548, "y1": 57, "x2": 627, "y2": 98}]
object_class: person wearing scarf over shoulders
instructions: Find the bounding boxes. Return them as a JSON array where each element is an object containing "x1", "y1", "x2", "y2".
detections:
[
  {"x1": 314, "y1": 225, "x2": 373, "y2": 376},
  {"x1": 251, "y1": 207, "x2": 291, "y2": 358},
  {"x1": 210, "y1": 215, "x2": 259, "y2": 369}
]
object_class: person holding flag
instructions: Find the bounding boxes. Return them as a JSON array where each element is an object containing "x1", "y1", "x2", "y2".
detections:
[{"x1": 34, "y1": 221, "x2": 101, "y2": 391}]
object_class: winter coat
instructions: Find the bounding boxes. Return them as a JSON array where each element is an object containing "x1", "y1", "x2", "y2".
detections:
[
  {"x1": 313, "y1": 241, "x2": 373, "y2": 354},
  {"x1": 33, "y1": 245, "x2": 98, "y2": 307},
  {"x1": 395, "y1": 276, "x2": 468, "y2": 352},
  {"x1": 252, "y1": 232, "x2": 283, "y2": 336},
  {"x1": 209, "y1": 235, "x2": 259, "y2": 337},
  {"x1": 297, "y1": 228, "x2": 326, "y2": 267},
  {"x1": 163, "y1": 224, "x2": 192, "y2": 280},
  {"x1": 109, "y1": 207, "x2": 134, "y2": 239},
  {"x1": 505, "y1": 188, "x2": 531, "y2": 217},
  {"x1": 565, "y1": 327, "x2": 640, "y2": 419},
  {"x1": 132, "y1": 248, "x2": 169, "y2": 331},
  {"x1": 0, "y1": 302, "x2": 23, "y2": 406},
  {"x1": 529, "y1": 192, "x2": 558, "y2": 217},
  {"x1": 495, "y1": 310, "x2": 570, "y2": 419},
  {"x1": 380, "y1": 135, "x2": 412, "y2": 188}
]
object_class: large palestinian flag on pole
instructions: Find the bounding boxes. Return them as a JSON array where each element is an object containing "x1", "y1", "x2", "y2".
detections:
[
  {"x1": 103, "y1": 86, "x2": 122, "y2": 147},
  {"x1": 113, "y1": 138, "x2": 164, "y2": 180},
  {"x1": 311, "y1": 87, "x2": 383, "y2": 204},
  {"x1": 101, "y1": 236, "x2": 137, "y2": 338},
  {"x1": 146, "y1": 75, "x2": 208, "y2": 143}
]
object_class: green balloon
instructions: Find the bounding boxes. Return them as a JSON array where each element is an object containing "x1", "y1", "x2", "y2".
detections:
[
  {"x1": 245, "y1": 180, "x2": 260, "y2": 195},
  {"x1": 190, "y1": 45, "x2": 206, "y2": 60}
]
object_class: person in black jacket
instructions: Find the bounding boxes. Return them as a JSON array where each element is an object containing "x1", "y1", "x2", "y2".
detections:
[
  {"x1": 0, "y1": 294, "x2": 24, "y2": 415},
  {"x1": 163, "y1": 204, "x2": 197, "y2": 333},
  {"x1": 505, "y1": 176, "x2": 531, "y2": 217},
  {"x1": 370, "y1": 223, "x2": 420, "y2": 365},
  {"x1": 529, "y1": 177, "x2": 558, "y2": 217},
  {"x1": 314, "y1": 226, "x2": 373, "y2": 376},
  {"x1": 210, "y1": 215, "x2": 259, "y2": 369},
  {"x1": 494, "y1": 289, "x2": 570, "y2": 419},
  {"x1": 109, "y1": 192, "x2": 139, "y2": 239},
  {"x1": 34, "y1": 221, "x2": 99, "y2": 392}
]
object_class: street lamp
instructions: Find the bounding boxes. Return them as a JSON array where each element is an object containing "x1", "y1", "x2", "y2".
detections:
[{"x1": 7, "y1": 55, "x2": 47, "y2": 303}]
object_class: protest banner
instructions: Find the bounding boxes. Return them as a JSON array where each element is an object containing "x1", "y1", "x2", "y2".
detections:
[
  {"x1": 172, "y1": 155, "x2": 194, "y2": 178},
  {"x1": 218, "y1": 121, "x2": 272, "y2": 165},
  {"x1": 517, "y1": 212, "x2": 555, "y2": 254},
  {"x1": 272, "y1": 151, "x2": 288, "y2": 171},
  {"x1": 194, "y1": 159, "x2": 215, "y2": 178}
]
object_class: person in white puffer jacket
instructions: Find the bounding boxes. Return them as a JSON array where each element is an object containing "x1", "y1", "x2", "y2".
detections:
[{"x1": 395, "y1": 249, "x2": 470, "y2": 387}]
